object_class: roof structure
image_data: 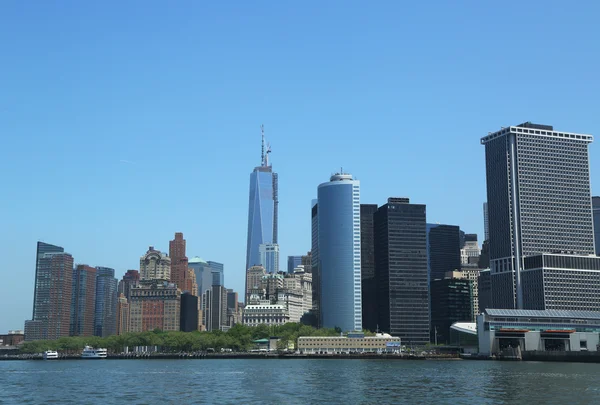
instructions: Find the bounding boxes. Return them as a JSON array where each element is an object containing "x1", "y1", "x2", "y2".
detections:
[{"x1": 485, "y1": 308, "x2": 600, "y2": 320}]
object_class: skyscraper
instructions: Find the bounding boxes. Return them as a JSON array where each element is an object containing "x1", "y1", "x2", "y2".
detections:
[
  {"x1": 375, "y1": 198, "x2": 430, "y2": 345},
  {"x1": 245, "y1": 126, "x2": 278, "y2": 301},
  {"x1": 189, "y1": 257, "x2": 212, "y2": 295},
  {"x1": 118, "y1": 270, "x2": 140, "y2": 300},
  {"x1": 317, "y1": 172, "x2": 362, "y2": 332},
  {"x1": 25, "y1": 243, "x2": 73, "y2": 341},
  {"x1": 593, "y1": 196, "x2": 600, "y2": 255},
  {"x1": 140, "y1": 246, "x2": 171, "y2": 282},
  {"x1": 482, "y1": 122, "x2": 596, "y2": 309},
  {"x1": 70, "y1": 265, "x2": 97, "y2": 337},
  {"x1": 430, "y1": 276, "x2": 473, "y2": 344},
  {"x1": 427, "y1": 224, "x2": 461, "y2": 281},
  {"x1": 360, "y1": 204, "x2": 378, "y2": 332},
  {"x1": 169, "y1": 232, "x2": 190, "y2": 292},
  {"x1": 208, "y1": 261, "x2": 224, "y2": 287},
  {"x1": 129, "y1": 281, "x2": 180, "y2": 332},
  {"x1": 94, "y1": 267, "x2": 117, "y2": 337},
  {"x1": 116, "y1": 293, "x2": 129, "y2": 335},
  {"x1": 180, "y1": 292, "x2": 199, "y2": 332},
  {"x1": 311, "y1": 201, "x2": 320, "y2": 326},
  {"x1": 287, "y1": 256, "x2": 303, "y2": 273},
  {"x1": 259, "y1": 243, "x2": 280, "y2": 274},
  {"x1": 483, "y1": 202, "x2": 489, "y2": 241}
]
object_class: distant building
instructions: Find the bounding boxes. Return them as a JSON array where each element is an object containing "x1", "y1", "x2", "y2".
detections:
[
  {"x1": 375, "y1": 198, "x2": 430, "y2": 345},
  {"x1": 360, "y1": 204, "x2": 378, "y2": 332},
  {"x1": 118, "y1": 270, "x2": 140, "y2": 300},
  {"x1": 447, "y1": 269, "x2": 481, "y2": 321},
  {"x1": 129, "y1": 282, "x2": 180, "y2": 332},
  {"x1": 246, "y1": 265, "x2": 266, "y2": 303},
  {"x1": 70, "y1": 265, "x2": 97, "y2": 337},
  {"x1": 0, "y1": 331, "x2": 24, "y2": 346},
  {"x1": 227, "y1": 289, "x2": 238, "y2": 314},
  {"x1": 140, "y1": 246, "x2": 171, "y2": 282},
  {"x1": 26, "y1": 243, "x2": 73, "y2": 341},
  {"x1": 478, "y1": 269, "x2": 492, "y2": 313},
  {"x1": 203, "y1": 285, "x2": 228, "y2": 331},
  {"x1": 259, "y1": 243, "x2": 280, "y2": 274},
  {"x1": 284, "y1": 267, "x2": 313, "y2": 319},
  {"x1": 461, "y1": 235, "x2": 480, "y2": 266},
  {"x1": 427, "y1": 224, "x2": 461, "y2": 281},
  {"x1": 301, "y1": 252, "x2": 312, "y2": 273},
  {"x1": 298, "y1": 333, "x2": 401, "y2": 354},
  {"x1": 430, "y1": 277, "x2": 473, "y2": 344},
  {"x1": 170, "y1": 232, "x2": 194, "y2": 293},
  {"x1": 94, "y1": 267, "x2": 117, "y2": 337},
  {"x1": 311, "y1": 201, "x2": 320, "y2": 326},
  {"x1": 593, "y1": 196, "x2": 600, "y2": 255},
  {"x1": 180, "y1": 292, "x2": 199, "y2": 332},
  {"x1": 483, "y1": 202, "x2": 489, "y2": 241},
  {"x1": 243, "y1": 289, "x2": 290, "y2": 327},
  {"x1": 287, "y1": 256, "x2": 303, "y2": 273},
  {"x1": 317, "y1": 173, "x2": 362, "y2": 332},
  {"x1": 209, "y1": 261, "x2": 224, "y2": 287},
  {"x1": 116, "y1": 293, "x2": 129, "y2": 335},
  {"x1": 188, "y1": 257, "x2": 212, "y2": 296}
]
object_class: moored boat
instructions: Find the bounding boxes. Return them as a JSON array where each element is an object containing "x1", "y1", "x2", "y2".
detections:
[
  {"x1": 43, "y1": 350, "x2": 59, "y2": 360},
  {"x1": 81, "y1": 346, "x2": 107, "y2": 359}
]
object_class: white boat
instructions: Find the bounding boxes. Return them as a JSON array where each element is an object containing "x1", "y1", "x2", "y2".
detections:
[
  {"x1": 43, "y1": 350, "x2": 59, "y2": 360},
  {"x1": 81, "y1": 346, "x2": 107, "y2": 359}
]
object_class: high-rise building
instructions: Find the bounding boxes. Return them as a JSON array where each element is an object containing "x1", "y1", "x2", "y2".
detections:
[
  {"x1": 317, "y1": 173, "x2": 362, "y2": 332},
  {"x1": 461, "y1": 234, "x2": 481, "y2": 266},
  {"x1": 245, "y1": 126, "x2": 278, "y2": 301},
  {"x1": 209, "y1": 261, "x2": 224, "y2": 287},
  {"x1": 118, "y1": 270, "x2": 140, "y2": 300},
  {"x1": 483, "y1": 202, "x2": 489, "y2": 242},
  {"x1": 311, "y1": 201, "x2": 320, "y2": 326},
  {"x1": 301, "y1": 252, "x2": 312, "y2": 273},
  {"x1": 203, "y1": 285, "x2": 228, "y2": 331},
  {"x1": 482, "y1": 122, "x2": 596, "y2": 309},
  {"x1": 287, "y1": 256, "x2": 303, "y2": 273},
  {"x1": 446, "y1": 269, "x2": 481, "y2": 321},
  {"x1": 375, "y1": 198, "x2": 430, "y2": 345},
  {"x1": 94, "y1": 267, "x2": 117, "y2": 337},
  {"x1": 169, "y1": 232, "x2": 191, "y2": 292},
  {"x1": 259, "y1": 243, "x2": 280, "y2": 274},
  {"x1": 189, "y1": 257, "x2": 212, "y2": 296},
  {"x1": 430, "y1": 277, "x2": 473, "y2": 344},
  {"x1": 246, "y1": 265, "x2": 266, "y2": 302},
  {"x1": 426, "y1": 224, "x2": 461, "y2": 281},
  {"x1": 70, "y1": 265, "x2": 97, "y2": 337},
  {"x1": 477, "y1": 269, "x2": 492, "y2": 313},
  {"x1": 129, "y1": 281, "x2": 181, "y2": 332},
  {"x1": 180, "y1": 292, "x2": 199, "y2": 332},
  {"x1": 226, "y1": 289, "x2": 238, "y2": 314},
  {"x1": 26, "y1": 243, "x2": 73, "y2": 341},
  {"x1": 140, "y1": 246, "x2": 171, "y2": 282},
  {"x1": 116, "y1": 293, "x2": 129, "y2": 335},
  {"x1": 593, "y1": 196, "x2": 600, "y2": 255},
  {"x1": 360, "y1": 204, "x2": 378, "y2": 332}
]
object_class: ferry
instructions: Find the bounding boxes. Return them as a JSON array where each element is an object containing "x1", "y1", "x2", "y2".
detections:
[
  {"x1": 43, "y1": 350, "x2": 59, "y2": 360},
  {"x1": 81, "y1": 346, "x2": 108, "y2": 359}
]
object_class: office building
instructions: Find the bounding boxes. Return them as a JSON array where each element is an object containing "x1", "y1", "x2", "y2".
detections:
[
  {"x1": 118, "y1": 270, "x2": 140, "y2": 300},
  {"x1": 481, "y1": 122, "x2": 596, "y2": 309},
  {"x1": 287, "y1": 256, "x2": 303, "y2": 273},
  {"x1": 189, "y1": 257, "x2": 212, "y2": 296},
  {"x1": 427, "y1": 224, "x2": 461, "y2": 281},
  {"x1": 483, "y1": 202, "x2": 489, "y2": 241},
  {"x1": 227, "y1": 289, "x2": 238, "y2": 314},
  {"x1": 116, "y1": 293, "x2": 129, "y2": 335},
  {"x1": 129, "y1": 281, "x2": 181, "y2": 332},
  {"x1": 301, "y1": 252, "x2": 312, "y2": 273},
  {"x1": 203, "y1": 285, "x2": 228, "y2": 331},
  {"x1": 375, "y1": 198, "x2": 430, "y2": 345},
  {"x1": 311, "y1": 201, "x2": 320, "y2": 325},
  {"x1": 284, "y1": 267, "x2": 313, "y2": 317},
  {"x1": 246, "y1": 265, "x2": 266, "y2": 303},
  {"x1": 243, "y1": 289, "x2": 290, "y2": 327},
  {"x1": 245, "y1": 126, "x2": 278, "y2": 300},
  {"x1": 170, "y1": 232, "x2": 193, "y2": 293},
  {"x1": 95, "y1": 267, "x2": 117, "y2": 337},
  {"x1": 26, "y1": 243, "x2": 73, "y2": 341},
  {"x1": 593, "y1": 196, "x2": 600, "y2": 255},
  {"x1": 360, "y1": 204, "x2": 378, "y2": 332},
  {"x1": 317, "y1": 173, "x2": 362, "y2": 332},
  {"x1": 430, "y1": 277, "x2": 473, "y2": 344},
  {"x1": 209, "y1": 261, "x2": 224, "y2": 288},
  {"x1": 461, "y1": 235, "x2": 480, "y2": 266},
  {"x1": 447, "y1": 269, "x2": 481, "y2": 321},
  {"x1": 180, "y1": 292, "x2": 199, "y2": 332},
  {"x1": 140, "y1": 246, "x2": 171, "y2": 282},
  {"x1": 70, "y1": 265, "x2": 97, "y2": 337},
  {"x1": 477, "y1": 269, "x2": 492, "y2": 313},
  {"x1": 259, "y1": 243, "x2": 280, "y2": 274}
]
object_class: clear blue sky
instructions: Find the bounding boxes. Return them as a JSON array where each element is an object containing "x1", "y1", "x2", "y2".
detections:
[{"x1": 1, "y1": 1, "x2": 599, "y2": 332}]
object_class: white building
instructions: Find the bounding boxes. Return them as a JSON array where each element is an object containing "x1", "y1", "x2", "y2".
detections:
[
  {"x1": 461, "y1": 241, "x2": 481, "y2": 265},
  {"x1": 259, "y1": 243, "x2": 280, "y2": 274}
]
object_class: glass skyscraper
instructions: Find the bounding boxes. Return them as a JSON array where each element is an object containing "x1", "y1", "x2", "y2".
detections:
[
  {"x1": 95, "y1": 267, "x2": 117, "y2": 337},
  {"x1": 245, "y1": 127, "x2": 278, "y2": 301},
  {"x1": 317, "y1": 173, "x2": 362, "y2": 332}
]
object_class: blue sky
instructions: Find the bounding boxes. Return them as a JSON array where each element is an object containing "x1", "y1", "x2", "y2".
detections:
[{"x1": 1, "y1": 1, "x2": 599, "y2": 332}]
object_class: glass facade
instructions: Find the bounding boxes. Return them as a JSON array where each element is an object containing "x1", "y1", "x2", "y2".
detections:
[
  {"x1": 95, "y1": 267, "x2": 117, "y2": 337},
  {"x1": 259, "y1": 243, "x2": 280, "y2": 274},
  {"x1": 317, "y1": 174, "x2": 362, "y2": 332},
  {"x1": 427, "y1": 224, "x2": 461, "y2": 281},
  {"x1": 593, "y1": 196, "x2": 600, "y2": 255},
  {"x1": 246, "y1": 167, "x2": 277, "y2": 270},
  {"x1": 32, "y1": 242, "x2": 64, "y2": 319},
  {"x1": 287, "y1": 256, "x2": 303, "y2": 273}
]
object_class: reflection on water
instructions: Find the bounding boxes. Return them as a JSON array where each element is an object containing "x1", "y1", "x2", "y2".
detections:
[{"x1": 1, "y1": 359, "x2": 599, "y2": 404}]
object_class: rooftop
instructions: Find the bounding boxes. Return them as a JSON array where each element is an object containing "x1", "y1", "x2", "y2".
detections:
[{"x1": 485, "y1": 308, "x2": 600, "y2": 320}]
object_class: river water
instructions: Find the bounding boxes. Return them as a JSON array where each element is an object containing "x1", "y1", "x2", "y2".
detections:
[{"x1": 1, "y1": 359, "x2": 599, "y2": 404}]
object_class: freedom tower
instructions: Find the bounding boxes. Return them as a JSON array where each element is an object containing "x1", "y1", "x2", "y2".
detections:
[{"x1": 245, "y1": 125, "x2": 278, "y2": 302}]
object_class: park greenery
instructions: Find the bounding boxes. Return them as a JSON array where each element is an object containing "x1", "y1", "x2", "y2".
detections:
[{"x1": 19, "y1": 323, "x2": 374, "y2": 354}]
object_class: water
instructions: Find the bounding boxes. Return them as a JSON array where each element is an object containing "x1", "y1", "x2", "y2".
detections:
[{"x1": 1, "y1": 359, "x2": 600, "y2": 404}]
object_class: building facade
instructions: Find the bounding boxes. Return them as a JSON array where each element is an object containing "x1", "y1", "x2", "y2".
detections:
[
  {"x1": 298, "y1": 333, "x2": 401, "y2": 354},
  {"x1": 180, "y1": 292, "x2": 199, "y2": 332},
  {"x1": 170, "y1": 232, "x2": 193, "y2": 293},
  {"x1": 375, "y1": 198, "x2": 430, "y2": 345},
  {"x1": 427, "y1": 224, "x2": 461, "y2": 281},
  {"x1": 118, "y1": 270, "x2": 140, "y2": 300},
  {"x1": 116, "y1": 293, "x2": 129, "y2": 335},
  {"x1": 129, "y1": 282, "x2": 181, "y2": 332},
  {"x1": 246, "y1": 265, "x2": 266, "y2": 303},
  {"x1": 360, "y1": 204, "x2": 378, "y2": 332},
  {"x1": 430, "y1": 277, "x2": 473, "y2": 344},
  {"x1": 593, "y1": 196, "x2": 600, "y2": 255},
  {"x1": 70, "y1": 265, "x2": 97, "y2": 337},
  {"x1": 317, "y1": 173, "x2": 362, "y2": 332},
  {"x1": 94, "y1": 267, "x2": 117, "y2": 337},
  {"x1": 140, "y1": 246, "x2": 171, "y2": 282},
  {"x1": 287, "y1": 256, "x2": 303, "y2": 273},
  {"x1": 483, "y1": 202, "x2": 489, "y2": 242},
  {"x1": 447, "y1": 269, "x2": 481, "y2": 321},
  {"x1": 481, "y1": 122, "x2": 596, "y2": 309},
  {"x1": 311, "y1": 202, "x2": 320, "y2": 326},
  {"x1": 189, "y1": 257, "x2": 212, "y2": 296},
  {"x1": 259, "y1": 243, "x2": 279, "y2": 274},
  {"x1": 203, "y1": 285, "x2": 228, "y2": 331}
]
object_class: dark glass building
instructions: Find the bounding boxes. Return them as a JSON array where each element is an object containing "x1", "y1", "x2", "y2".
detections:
[
  {"x1": 375, "y1": 198, "x2": 430, "y2": 345},
  {"x1": 70, "y1": 265, "x2": 97, "y2": 337},
  {"x1": 426, "y1": 224, "x2": 461, "y2": 281},
  {"x1": 311, "y1": 201, "x2": 320, "y2": 326},
  {"x1": 287, "y1": 256, "x2": 303, "y2": 273},
  {"x1": 32, "y1": 242, "x2": 64, "y2": 319},
  {"x1": 360, "y1": 204, "x2": 378, "y2": 332},
  {"x1": 180, "y1": 292, "x2": 199, "y2": 332},
  {"x1": 95, "y1": 267, "x2": 117, "y2": 337},
  {"x1": 430, "y1": 277, "x2": 473, "y2": 344},
  {"x1": 593, "y1": 196, "x2": 600, "y2": 255}
]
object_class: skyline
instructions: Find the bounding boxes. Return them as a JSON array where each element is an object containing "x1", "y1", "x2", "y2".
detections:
[{"x1": 2, "y1": 1, "x2": 600, "y2": 332}]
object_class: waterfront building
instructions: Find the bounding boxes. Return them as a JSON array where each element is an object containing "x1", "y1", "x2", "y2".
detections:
[
  {"x1": 140, "y1": 246, "x2": 171, "y2": 282},
  {"x1": 94, "y1": 267, "x2": 117, "y2": 337},
  {"x1": 427, "y1": 224, "x2": 461, "y2": 281},
  {"x1": 116, "y1": 293, "x2": 129, "y2": 335},
  {"x1": 593, "y1": 196, "x2": 600, "y2": 255},
  {"x1": 311, "y1": 201, "x2": 320, "y2": 326},
  {"x1": 430, "y1": 277, "x2": 473, "y2": 344},
  {"x1": 360, "y1": 204, "x2": 378, "y2": 332},
  {"x1": 483, "y1": 202, "x2": 489, "y2": 242},
  {"x1": 118, "y1": 270, "x2": 140, "y2": 300},
  {"x1": 481, "y1": 122, "x2": 596, "y2": 309},
  {"x1": 375, "y1": 198, "x2": 430, "y2": 345},
  {"x1": 298, "y1": 333, "x2": 401, "y2": 354},
  {"x1": 129, "y1": 282, "x2": 180, "y2": 332},
  {"x1": 170, "y1": 232, "x2": 193, "y2": 293},
  {"x1": 287, "y1": 256, "x2": 303, "y2": 273},
  {"x1": 259, "y1": 243, "x2": 280, "y2": 274},
  {"x1": 317, "y1": 172, "x2": 362, "y2": 332},
  {"x1": 25, "y1": 243, "x2": 73, "y2": 341},
  {"x1": 180, "y1": 292, "x2": 199, "y2": 332},
  {"x1": 245, "y1": 126, "x2": 278, "y2": 301},
  {"x1": 0, "y1": 331, "x2": 24, "y2": 346},
  {"x1": 70, "y1": 265, "x2": 97, "y2": 337},
  {"x1": 447, "y1": 269, "x2": 481, "y2": 320}
]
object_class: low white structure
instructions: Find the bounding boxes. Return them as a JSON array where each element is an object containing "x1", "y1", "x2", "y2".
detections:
[{"x1": 298, "y1": 333, "x2": 401, "y2": 354}]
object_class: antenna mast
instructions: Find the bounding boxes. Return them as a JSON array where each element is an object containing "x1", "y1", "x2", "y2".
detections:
[{"x1": 261, "y1": 124, "x2": 265, "y2": 166}]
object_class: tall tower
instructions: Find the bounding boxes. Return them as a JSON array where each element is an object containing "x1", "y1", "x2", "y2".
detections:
[
  {"x1": 70, "y1": 265, "x2": 97, "y2": 337},
  {"x1": 317, "y1": 172, "x2": 362, "y2": 332},
  {"x1": 169, "y1": 232, "x2": 190, "y2": 292},
  {"x1": 481, "y1": 122, "x2": 595, "y2": 309},
  {"x1": 245, "y1": 125, "x2": 278, "y2": 302},
  {"x1": 95, "y1": 267, "x2": 117, "y2": 337}
]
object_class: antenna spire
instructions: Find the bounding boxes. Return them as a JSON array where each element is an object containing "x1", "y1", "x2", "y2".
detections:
[{"x1": 261, "y1": 124, "x2": 265, "y2": 166}]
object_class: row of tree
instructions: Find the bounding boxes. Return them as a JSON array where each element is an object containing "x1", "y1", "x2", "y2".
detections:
[{"x1": 19, "y1": 323, "x2": 373, "y2": 354}]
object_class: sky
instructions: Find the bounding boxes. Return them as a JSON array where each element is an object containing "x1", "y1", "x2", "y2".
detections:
[{"x1": 1, "y1": 1, "x2": 599, "y2": 332}]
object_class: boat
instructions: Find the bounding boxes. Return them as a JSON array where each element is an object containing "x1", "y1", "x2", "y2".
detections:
[
  {"x1": 81, "y1": 346, "x2": 107, "y2": 359},
  {"x1": 43, "y1": 350, "x2": 59, "y2": 360}
]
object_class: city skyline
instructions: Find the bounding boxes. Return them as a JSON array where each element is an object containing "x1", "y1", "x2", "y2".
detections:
[{"x1": 3, "y1": 2, "x2": 600, "y2": 332}]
